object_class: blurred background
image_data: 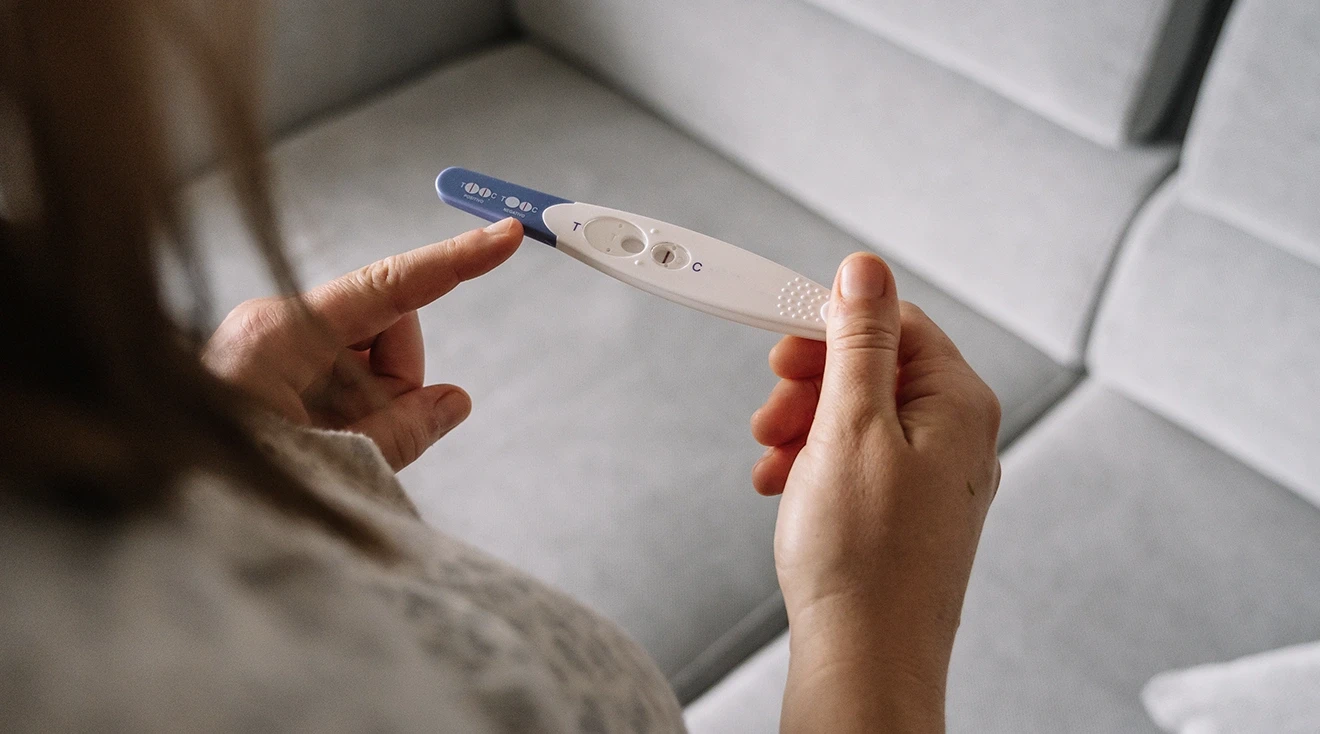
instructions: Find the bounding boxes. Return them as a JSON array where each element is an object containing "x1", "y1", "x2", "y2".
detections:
[{"x1": 193, "y1": 1, "x2": 1319, "y2": 731}]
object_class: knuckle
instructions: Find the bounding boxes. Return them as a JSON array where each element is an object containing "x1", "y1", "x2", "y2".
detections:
[
  {"x1": 378, "y1": 431, "x2": 405, "y2": 469},
  {"x1": 220, "y1": 297, "x2": 287, "y2": 346},
  {"x1": 404, "y1": 416, "x2": 433, "y2": 464},
  {"x1": 375, "y1": 422, "x2": 418, "y2": 470},
  {"x1": 898, "y1": 300, "x2": 928, "y2": 322},
  {"x1": 832, "y1": 314, "x2": 900, "y2": 354},
  {"x1": 958, "y1": 377, "x2": 1001, "y2": 433},
  {"x1": 351, "y1": 256, "x2": 413, "y2": 314},
  {"x1": 360, "y1": 258, "x2": 403, "y2": 298},
  {"x1": 983, "y1": 387, "x2": 1003, "y2": 431},
  {"x1": 840, "y1": 405, "x2": 884, "y2": 441},
  {"x1": 943, "y1": 380, "x2": 993, "y2": 427},
  {"x1": 820, "y1": 397, "x2": 885, "y2": 447}
]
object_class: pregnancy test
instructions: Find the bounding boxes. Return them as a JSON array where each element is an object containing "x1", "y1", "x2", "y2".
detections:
[{"x1": 436, "y1": 167, "x2": 829, "y2": 340}]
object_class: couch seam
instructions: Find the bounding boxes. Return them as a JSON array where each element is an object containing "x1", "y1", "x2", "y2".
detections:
[
  {"x1": 671, "y1": 590, "x2": 789, "y2": 705},
  {"x1": 1076, "y1": 163, "x2": 1181, "y2": 366}
]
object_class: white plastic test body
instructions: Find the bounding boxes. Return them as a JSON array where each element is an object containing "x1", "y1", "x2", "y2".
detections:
[{"x1": 436, "y1": 167, "x2": 829, "y2": 340}]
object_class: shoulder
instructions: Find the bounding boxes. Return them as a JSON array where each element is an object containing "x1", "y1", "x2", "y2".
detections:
[
  {"x1": 0, "y1": 480, "x2": 580, "y2": 732},
  {"x1": 0, "y1": 425, "x2": 685, "y2": 733}
]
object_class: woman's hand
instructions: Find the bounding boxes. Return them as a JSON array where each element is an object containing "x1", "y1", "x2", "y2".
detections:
[
  {"x1": 204, "y1": 218, "x2": 523, "y2": 470},
  {"x1": 750, "y1": 253, "x2": 1001, "y2": 732}
]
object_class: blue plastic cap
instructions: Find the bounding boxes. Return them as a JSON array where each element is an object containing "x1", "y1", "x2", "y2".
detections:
[{"x1": 435, "y1": 167, "x2": 571, "y2": 246}]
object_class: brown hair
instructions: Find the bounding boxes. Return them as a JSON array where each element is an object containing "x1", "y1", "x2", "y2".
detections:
[{"x1": 0, "y1": 0, "x2": 390, "y2": 555}]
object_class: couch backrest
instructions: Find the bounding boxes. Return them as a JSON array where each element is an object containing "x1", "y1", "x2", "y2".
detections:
[
  {"x1": 170, "y1": 0, "x2": 510, "y2": 171},
  {"x1": 1091, "y1": 0, "x2": 1320, "y2": 506},
  {"x1": 514, "y1": 0, "x2": 1224, "y2": 363},
  {"x1": 1179, "y1": 1, "x2": 1320, "y2": 265},
  {"x1": 263, "y1": 0, "x2": 510, "y2": 134},
  {"x1": 798, "y1": 0, "x2": 1215, "y2": 147}
]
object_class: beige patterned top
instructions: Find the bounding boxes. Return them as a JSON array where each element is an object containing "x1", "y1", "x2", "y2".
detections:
[{"x1": 0, "y1": 419, "x2": 685, "y2": 733}]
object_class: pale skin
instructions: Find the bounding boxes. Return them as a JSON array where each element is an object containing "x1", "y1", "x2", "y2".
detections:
[
  {"x1": 204, "y1": 217, "x2": 526, "y2": 469},
  {"x1": 207, "y1": 218, "x2": 1001, "y2": 732},
  {"x1": 752, "y1": 253, "x2": 1001, "y2": 732}
]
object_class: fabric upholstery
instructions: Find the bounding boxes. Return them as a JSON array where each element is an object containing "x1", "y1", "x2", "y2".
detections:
[
  {"x1": 1182, "y1": 0, "x2": 1320, "y2": 266},
  {"x1": 262, "y1": 0, "x2": 510, "y2": 134},
  {"x1": 683, "y1": 382, "x2": 1320, "y2": 731},
  {"x1": 684, "y1": 632, "x2": 788, "y2": 734},
  {"x1": 165, "y1": 0, "x2": 509, "y2": 173},
  {"x1": 514, "y1": 0, "x2": 1177, "y2": 364},
  {"x1": 1180, "y1": 0, "x2": 1320, "y2": 267},
  {"x1": 1091, "y1": 182, "x2": 1320, "y2": 507},
  {"x1": 799, "y1": 0, "x2": 1215, "y2": 147},
  {"x1": 190, "y1": 43, "x2": 1074, "y2": 701},
  {"x1": 1091, "y1": 0, "x2": 1320, "y2": 507},
  {"x1": 948, "y1": 382, "x2": 1320, "y2": 732}
]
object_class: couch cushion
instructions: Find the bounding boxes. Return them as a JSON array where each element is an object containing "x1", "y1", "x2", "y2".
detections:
[
  {"x1": 1091, "y1": 183, "x2": 1320, "y2": 507},
  {"x1": 1091, "y1": 0, "x2": 1320, "y2": 508},
  {"x1": 515, "y1": 0, "x2": 1178, "y2": 364},
  {"x1": 1180, "y1": 0, "x2": 1320, "y2": 265},
  {"x1": 948, "y1": 381, "x2": 1320, "y2": 732},
  {"x1": 684, "y1": 381, "x2": 1320, "y2": 732},
  {"x1": 190, "y1": 42, "x2": 1074, "y2": 702},
  {"x1": 800, "y1": 0, "x2": 1215, "y2": 147}
]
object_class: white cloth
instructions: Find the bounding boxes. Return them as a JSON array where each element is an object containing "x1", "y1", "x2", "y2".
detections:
[{"x1": 1142, "y1": 641, "x2": 1320, "y2": 734}]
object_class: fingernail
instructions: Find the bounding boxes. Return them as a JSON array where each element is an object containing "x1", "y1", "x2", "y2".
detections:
[
  {"x1": 484, "y1": 217, "x2": 515, "y2": 234},
  {"x1": 434, "y1": 390, "x2": 470, "y2": 430},
  {"x1": 839, "y1": 255, "x2": 888, "y2": 301}
]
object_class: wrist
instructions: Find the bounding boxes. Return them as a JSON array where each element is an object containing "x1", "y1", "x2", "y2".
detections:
[
  {"x1": 782, "y1": 653, "x2": 945, "y2": 734},
  {"x1": 788, "y1": 586, "x2": 960, "y2": 667},
  {"x1": 781, "y1": 591, "x2": 952, "y2": 732}
]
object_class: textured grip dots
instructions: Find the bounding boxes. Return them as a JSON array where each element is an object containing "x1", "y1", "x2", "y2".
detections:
[{"x1": 777, "y1": 276, "x2": 829, "y2": 324}]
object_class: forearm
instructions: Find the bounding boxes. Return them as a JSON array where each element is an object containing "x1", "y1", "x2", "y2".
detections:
[{"x1": 780, "y1": 598, "x2": 951, "y2": 733}]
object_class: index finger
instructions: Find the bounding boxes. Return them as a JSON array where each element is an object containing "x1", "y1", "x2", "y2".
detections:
[{"x1": 305, "y1": 218, "x2": 523, "y2": 345}]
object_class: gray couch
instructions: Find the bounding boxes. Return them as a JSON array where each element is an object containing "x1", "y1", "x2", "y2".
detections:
[{"x1": 197, "y1": 0, "x2": 1320, "y2": 730}]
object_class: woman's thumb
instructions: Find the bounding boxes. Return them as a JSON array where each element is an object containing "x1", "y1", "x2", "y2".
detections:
[
  {"x1": 350, "y1": 385, "x2": 471, "y2": 470},
  {"x1": 818, "y1": 253, "x2": 902, "y2": 433}
]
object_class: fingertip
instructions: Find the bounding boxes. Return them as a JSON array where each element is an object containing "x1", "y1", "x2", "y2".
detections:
[
  {"x1": 818, "y1": 252, "x2": 904, "y2": 435},
  {"x1": 769, "y1": 336, "x2": 828, "y2": 379},
  {"x1": 429, "y1": 384, "x2": 471, "y2": 432},
  {"x1": 832, "y1": 252, "x2": 894, "y2": 300},
  {"x1": 751, "y1": 440, "x2": 804, "y2": 496},
  {"x1": 751, "y1": 454, "x2": 785, "y2": 496},
  {"x1": 435, "y1": 220, "x2": 523, "y2": 282},
  {"x1": 483, "y1": 216, "x2": 520, "y2": 235},
  {"x1": 350, "y1": 384, "x2": 471, "y2": 470},
  {"x1": 749, "y1": 407, "x2": 780, "y2": 447},
  {"x1": 752, "y1": 379, "x2": 819, "y2": 446},
  {"x1": 827, "y1": 253, "x2": 900, "y2": 337},
  {"x1": 482, "y1": 217, "x2": 525, "y2": 248}
]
